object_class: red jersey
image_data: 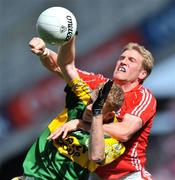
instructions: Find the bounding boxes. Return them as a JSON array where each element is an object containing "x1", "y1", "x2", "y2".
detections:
[{"x1": 78, "y1": 69, "x2": 157, "y2": 180}]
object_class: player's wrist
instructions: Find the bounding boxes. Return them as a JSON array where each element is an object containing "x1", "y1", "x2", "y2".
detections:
[{"x1": 92, "y1": 109, "x2": 102, "y2": 116}]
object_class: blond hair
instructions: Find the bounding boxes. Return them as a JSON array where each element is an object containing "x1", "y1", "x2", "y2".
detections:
[{"x1": 122, "y1": 42, "x2": 154, "y2": 78}]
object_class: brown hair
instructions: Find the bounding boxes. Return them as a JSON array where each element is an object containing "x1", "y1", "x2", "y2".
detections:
[
  {"x1": 122, "y1": 42, "x2": 154, "y2": 78},
  {"x1": 92, "y1": 82, "x2": 124, "y2": 112},
  {"x1": 105, "y1": 82, "x2": 124, "y2": 112}
]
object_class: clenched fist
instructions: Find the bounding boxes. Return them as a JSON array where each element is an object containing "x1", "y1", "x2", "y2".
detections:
[{"x1": 29, "y1": 37, "x2": 61, "y2": 74}]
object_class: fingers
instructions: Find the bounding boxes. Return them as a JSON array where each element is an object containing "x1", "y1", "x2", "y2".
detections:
[
  {"x1": 30, "y1": 48, "x2": 42, "y2": 55},
  {"x1": 47, "y1": 126, "x2": 68, "y2": 140},
  {"x1": 29, "y1": 37, "x2": 43, "y2": 48},
  {"x1": 47, "y1": 128, "x2": 63, "y2": 140},
  {"x1": 62, "y1": 128, "x2": 69, "y2": 139},
  {"x1": 47, "y1": 120, "x2": 78, "y2": 141},
  {"x1": 29, "y1": 37, "x2": 46, "y2": 55}
]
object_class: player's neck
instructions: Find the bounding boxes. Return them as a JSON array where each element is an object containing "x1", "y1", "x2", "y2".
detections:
[{"x1": 114, "y1": 80, "x2": 139, "y2": 92}]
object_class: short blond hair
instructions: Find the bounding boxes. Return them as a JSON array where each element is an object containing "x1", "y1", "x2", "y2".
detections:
[{"x1": 122, "y1": 42, "x2": 154, "y2": 78}]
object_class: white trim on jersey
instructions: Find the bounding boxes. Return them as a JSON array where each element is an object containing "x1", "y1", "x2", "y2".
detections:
[
  {"x1": 131, "y1": 142, "x2": 142, "y2": 171},
  {"x1": 131, "y1": 89, "x2": 152, "y2": 117},
  {"x1": 141, "y1": 167, "x2": 152, "y2": 180}
]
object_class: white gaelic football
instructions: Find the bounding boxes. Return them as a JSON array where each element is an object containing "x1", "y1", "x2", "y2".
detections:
[{"x1": 36, "y1": 7, "x2": 77, "y2": 45}]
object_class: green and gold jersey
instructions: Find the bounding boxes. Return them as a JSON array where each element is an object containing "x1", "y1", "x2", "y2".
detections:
[{"x1": 23, "y1": 79, "x2": 125, "y2": 180}]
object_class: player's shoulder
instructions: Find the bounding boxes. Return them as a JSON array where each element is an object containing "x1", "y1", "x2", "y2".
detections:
[
  {"x1": 77, "y1": 69, "x2": 108, "y2": 89},
  {"x1": 137, "y1": 84, "x2": 157, "y2": 102}
]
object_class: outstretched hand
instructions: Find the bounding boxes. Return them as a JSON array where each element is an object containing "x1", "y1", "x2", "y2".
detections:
[{"x1": 47, "y1": 119, "x2": 80, "y2": 140}]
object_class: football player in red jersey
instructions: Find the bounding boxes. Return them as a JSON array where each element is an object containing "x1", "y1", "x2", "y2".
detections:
[{"x1": 29, "y1": 36, "x2": 157, "y2": 180}]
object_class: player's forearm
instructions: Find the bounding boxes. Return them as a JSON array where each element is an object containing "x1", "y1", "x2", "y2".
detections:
[
  {"x1": 103, "y1": 123, "x2": 136, "y2": 142},
  {"x1": 103, "y1": 123, "x2": 128, "y2": 142},
  {"x1": 103, "y1": 114, "x2": 143, "y2": 142},
  {"x1": 57, "y1": 37, "x2": 79, "y2": 83},
  {"x1": 39, "y1": 48, "x2": 63, "y2": 77},
  {"x1": 89, "y1": 115, "x2": 105, "y2": 162},
  {"x1": 29, "y1": 37, "x2": 63, "y2": 76},
  {"x1": 58, "y1": 37, "x2": 75, "y2": 66}
]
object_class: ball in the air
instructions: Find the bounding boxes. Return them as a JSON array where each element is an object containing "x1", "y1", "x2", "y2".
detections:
[{"x1": 36, "y1": 7, "x2": 77, "y2": 45}]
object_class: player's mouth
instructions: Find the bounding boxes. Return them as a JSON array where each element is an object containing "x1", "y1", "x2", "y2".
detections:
[{"x1": 118, "y1": 66, "x2": 126, "y2": 72}]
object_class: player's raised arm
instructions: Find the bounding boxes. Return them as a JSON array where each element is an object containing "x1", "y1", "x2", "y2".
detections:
[
  {"x1": 29, "y1": 37, "x2": 63, "y2": 77},
  {"x1": 57, "y1": 36, "x2": 79, "y2": 84}
]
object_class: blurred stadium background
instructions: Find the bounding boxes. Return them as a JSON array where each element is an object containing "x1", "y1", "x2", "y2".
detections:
[{"x1": 0, "y1": 0, "x2": 175, "y2": 179}]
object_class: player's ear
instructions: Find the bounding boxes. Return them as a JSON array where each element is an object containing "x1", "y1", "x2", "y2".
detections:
[{"x1": 139, "y1": 69, "x2": 147, "y2": 81}]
